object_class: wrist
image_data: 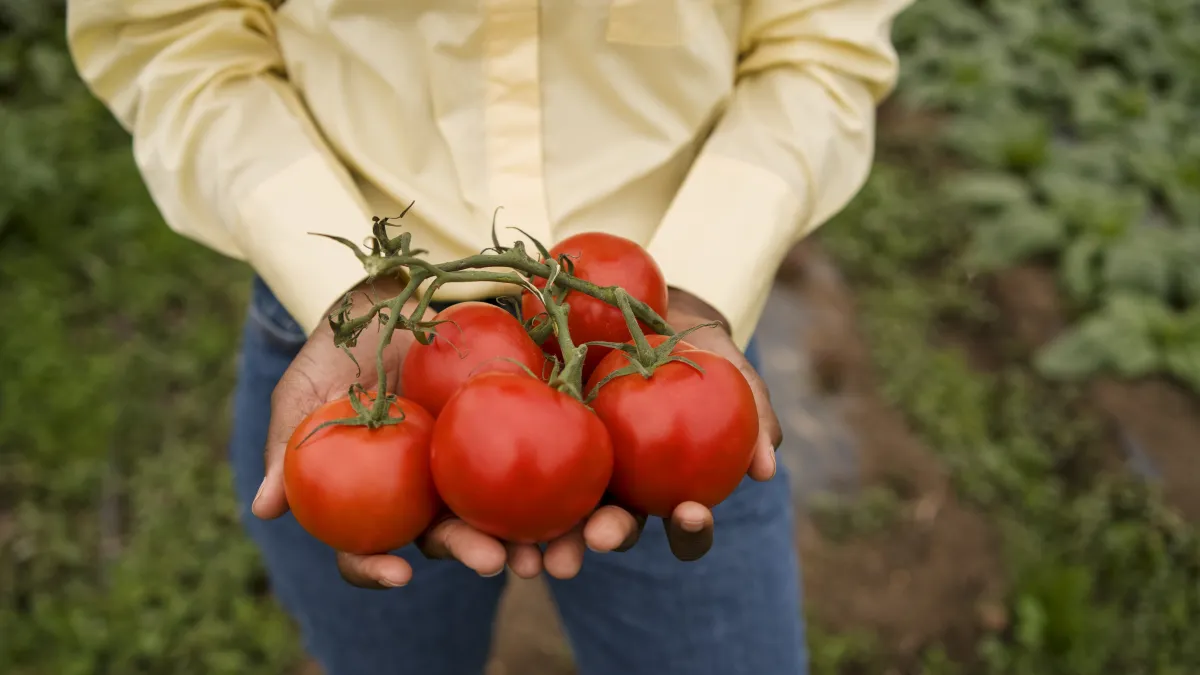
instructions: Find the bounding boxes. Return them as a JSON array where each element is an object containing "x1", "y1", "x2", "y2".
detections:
[
  {"x1": 336, "y1": 275, "x2": 414, "y2": 312},
  {"x1": 316, "y1": 275, "x2": 421, "y2": 336},
  {"x1": 668, "y1": 287, "x2": 731, "y2": 334}
]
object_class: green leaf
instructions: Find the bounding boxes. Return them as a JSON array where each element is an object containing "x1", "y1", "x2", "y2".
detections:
[
  {"x1": 1036, "y1": 171, "x2": 1147, "y2": 239},
  {"x1": 966, "y1": 205, "x2": 1066, "y2": 270},
  {"x1": 1059, "y1": 237, "x2": 1104, "y2": 302},
  {"x1": 1035, "y1": 294, "x2": 1166, "y2": 380},
  {"x1": 1169, "y1": 230, "x2": 1200, "y2": 305},
  {"x1": 945, "y1": 172, "x2": 1032, "y2": 211},
  {"x1": 1035, "y1": 323, "x2": 1114, "y2": 380},
  {"x1": 1100, "y1": 229, "x2": 1174, "y2": 298},
  {"x1": 1163, "y1": 340, "x2": 1200, "y2": 391}
]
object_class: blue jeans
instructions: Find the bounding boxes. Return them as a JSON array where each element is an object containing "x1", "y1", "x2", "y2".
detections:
[{"x1": 230, "y1": 277, "x2": 807, "y2": 675}]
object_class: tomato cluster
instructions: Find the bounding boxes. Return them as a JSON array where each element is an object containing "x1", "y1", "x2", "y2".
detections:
[{"x1": 284, "y1": 232, "x2": 759, "y2": 555}]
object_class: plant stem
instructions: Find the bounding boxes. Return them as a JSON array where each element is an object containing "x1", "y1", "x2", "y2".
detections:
[
  {"x1": 538, "y1": 267, "x2": 587, "y2": 399},
  {"x1": 615, "y1": 290, "x2": 657, "y2": 364},
  {"x1": 322, "y1": 222, "x2": 678, "y2": 423},
  {"x1": 372, "y1": 250, "x2": 673, "y2": 335}
]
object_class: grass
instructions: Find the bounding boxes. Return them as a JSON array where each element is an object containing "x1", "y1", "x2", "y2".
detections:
[{"x1": 2, "y1": 0, "x2": 1199, "y2": 673}]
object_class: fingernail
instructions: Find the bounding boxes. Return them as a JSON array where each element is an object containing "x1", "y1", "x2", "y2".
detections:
[
  {"x1": 770, "y1": 453, "x2": 778, "y2": 480},
  {"x1": 681, "y1": 519, "x2": 705, "y2": 533},
  {"x1": 380, "y1": 576, "x2": 407, "y2": 588},
  {"x1": 252, "y1": 481, "x2": 265, "y2": 508},
  {"x1": 480, "y1": 568, "x2": 504, "y2": 578}
]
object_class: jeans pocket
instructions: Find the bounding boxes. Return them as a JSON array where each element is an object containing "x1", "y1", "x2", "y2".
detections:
[{"x1": 247, "y1": 277, "x2": 308, "y2": 352}]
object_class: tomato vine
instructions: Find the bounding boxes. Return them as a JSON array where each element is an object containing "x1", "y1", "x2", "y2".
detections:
[{"x1": 315, "y1": 208, "x2": 686, "y2": 427}]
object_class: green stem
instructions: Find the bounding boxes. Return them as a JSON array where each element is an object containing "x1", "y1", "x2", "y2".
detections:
[
  {"x1": 538, "y1": 263, "x2": 587, "y2": 400},
  {"x1": 370, "y1": 250, "x2": 674, "y2": 336},
  {"x1": 614, "y1": 289, "x2": 657, "y2": 365},
  {"x1": 321, "y1": 222, "x2": 680, "y2": 423},
  {"x1": 367, "y1": 280, "x2": 419, "y2": 421}
]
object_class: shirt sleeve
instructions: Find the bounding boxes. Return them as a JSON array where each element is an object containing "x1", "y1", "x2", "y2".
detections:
[
  {"x1": 646, "y1": 0, "x2": 911, "y2": 349},
  {"x1": 68, "y1": 0, "x2": 373, "y2": 335}
]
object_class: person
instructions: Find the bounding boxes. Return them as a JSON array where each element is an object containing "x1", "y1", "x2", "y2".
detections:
[{"x1": 68, "y1": 1, "x2": 909, "y2": 673}]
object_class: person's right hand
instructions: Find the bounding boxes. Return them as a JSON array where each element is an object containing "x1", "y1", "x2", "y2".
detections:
[{"x1": 251, "y1": 277, "x2": 617, "y2": 587}]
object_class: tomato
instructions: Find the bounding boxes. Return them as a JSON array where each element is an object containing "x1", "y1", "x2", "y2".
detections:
[
  {"x1": 430, "y1": 371, "x2": 613, "y2": 543},
  {"x1": 586, "y1": 342, "x2": 758, "y2": 518},
  {"x1": 401, "y1": 301, "x2": 547, "y2": 416},
  {"x1": 284, "y1": 393, "x2": 440, "y2": 554},
  {"x1": 521, "y1": 232, "x2": 669, "y2": 377}
]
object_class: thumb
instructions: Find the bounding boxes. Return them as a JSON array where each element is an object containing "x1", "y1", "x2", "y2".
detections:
[{"x1": 253, "y1": 370, "x2": 325, "y2": 520}]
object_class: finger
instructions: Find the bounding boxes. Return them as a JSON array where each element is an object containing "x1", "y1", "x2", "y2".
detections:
[
  {"x1": 747, "y1": 429, "x2": 778, "y2": 482},
  {"x1": 417, "y1": 518, "x2": 507, "y2": 577},
  {"x1": 583, "y1": 505, "x2": 645, "y2": 553},
  {"x1": 664, "y1": 501, "x2": 714, "y2": 562},
  {"x1": 684, "y1": 326, "x2": 783, "y2": 457},
  {"x1": 737, "y1": 363, "x2": 781, "y2": 483},
  {"x1": 543, "y1": 525, "x2": 587, "y2": 580},
  {"x1": 505, "y1": 542, "x2": 543, "y2": 579},
  {"x1": 744, "y1": 370, "x2": 783, "y2": 448},
  {"x1": 336, "y1": 551, "x2": 414, "y2": 589},
  {"x1": 253, "y1": 370, "x2": 323, "y2": 520}
]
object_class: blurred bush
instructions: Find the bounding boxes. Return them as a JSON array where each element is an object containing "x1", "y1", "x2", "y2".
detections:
[{"x1": 0, "y1": 3, "x2": 296, "y2": 673}]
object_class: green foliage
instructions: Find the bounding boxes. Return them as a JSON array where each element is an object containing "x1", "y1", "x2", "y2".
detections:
[
  {"x1": 4, "y1": 0, "x2": 1200, "y2": 673},
  {"x1": 858, "y1": 10, "x2": 1200, "y2": 669},
  {"x1": 896, "y1": 0, "x2": 1200, "y2": 390},
  {"x1": 807, "y1": 622, "x2": 883, "y2": 675},
  {"x1": 1036, "y1": 294, "x2": 1200, "y2": 389},
  {"x1": 0, "y1": 4, "x2": 296, "y2": 673},
  {"x1": 807, "y1": 486, "x2": 905, "y2": 542},
  {"x1": 822, "y1": 164, "x2": 1200, "y2": 672}
]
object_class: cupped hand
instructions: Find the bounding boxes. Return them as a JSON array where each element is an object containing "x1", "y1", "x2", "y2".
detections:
[
  {"x1": 579, "y1": 287, "x2": 783, "y2": 561},
  {"x1": 251, "y1": 279, "x2": 617, "y2": 587}
]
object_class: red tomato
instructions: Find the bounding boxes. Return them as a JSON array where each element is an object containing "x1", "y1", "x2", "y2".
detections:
[
  {"x1": 284, "y1": 393, "x2": 441, "y2": 554},
  {"x1": 401, "y1": 302, "x2": 547, "y2": 416},
  {"x1": 521, "y1": 232, "x2": 669, "y2": 377},
  {"x1": 430, "y1": 371, "x2": 613, "y2": 543},
  {"x1": 586, "y1": 343, "x2": 758, "y2": 518}
]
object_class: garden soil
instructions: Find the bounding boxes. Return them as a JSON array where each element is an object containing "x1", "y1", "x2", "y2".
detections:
[{"x1": 986, "y1": 265, "x2": 1200, "y2": 522}]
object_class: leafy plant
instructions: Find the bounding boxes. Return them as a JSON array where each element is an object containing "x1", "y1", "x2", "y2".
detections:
[
  {"x1": 895, "y1": 0, "x2": 1200, "y2": 392},
  {"x1": 822, "y1": 156, "x2": 1200, "y2": 673}
]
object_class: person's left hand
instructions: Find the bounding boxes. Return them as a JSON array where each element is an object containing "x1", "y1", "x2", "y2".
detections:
[{"x1": 579, "y1": 287, "x2": 783, "y2": 561}]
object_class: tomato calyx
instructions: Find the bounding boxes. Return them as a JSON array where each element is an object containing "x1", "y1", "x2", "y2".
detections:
[
  {"x1": 295, "y1": 383, "x2": 409, "y2": 448},
  {"x1": 327, "y1": 294, "x2": 454, "y2": 375},
  {"x1": 582, "y1": 290, "x2": 722, "y2": 401}
]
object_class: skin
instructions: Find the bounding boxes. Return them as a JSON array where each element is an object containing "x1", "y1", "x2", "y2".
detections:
[{"x1": 253, "y1": 280, "x2": 782, "y2": 587}]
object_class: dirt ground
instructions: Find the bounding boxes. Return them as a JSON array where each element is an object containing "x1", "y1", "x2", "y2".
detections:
[
  {"x1": 302, "y1": 248, "x2": 1200, "y2": 675},
  {"x1": 985, "y1": 265, "x2": 1200, "y2": 522},
  {"x1": 783, "y1": 244, "x2": 1008, "y2": 665}
]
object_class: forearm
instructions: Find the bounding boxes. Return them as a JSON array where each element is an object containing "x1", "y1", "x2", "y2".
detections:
[
  {"x1": 668, "y1": 287, "x2": 732, "y2": 335},
  {"x1": 68, "y1": 0, "x2": 373, "y2": 334},
  {"x1": 648, "y1": 0, "x2": 911, "y2": 348}
]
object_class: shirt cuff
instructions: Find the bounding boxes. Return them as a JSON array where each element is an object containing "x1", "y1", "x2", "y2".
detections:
[
  {"x1": 646, "y1": 154, "x2": 806, "y2": 350},
  {"x1": 234, "y1": 153, "x2": 374, "y2": 336}
]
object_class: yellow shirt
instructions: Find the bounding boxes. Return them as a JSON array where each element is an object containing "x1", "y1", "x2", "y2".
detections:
[{"x1": 68, "y1": 0, "x2": 909, "y2": 348}]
